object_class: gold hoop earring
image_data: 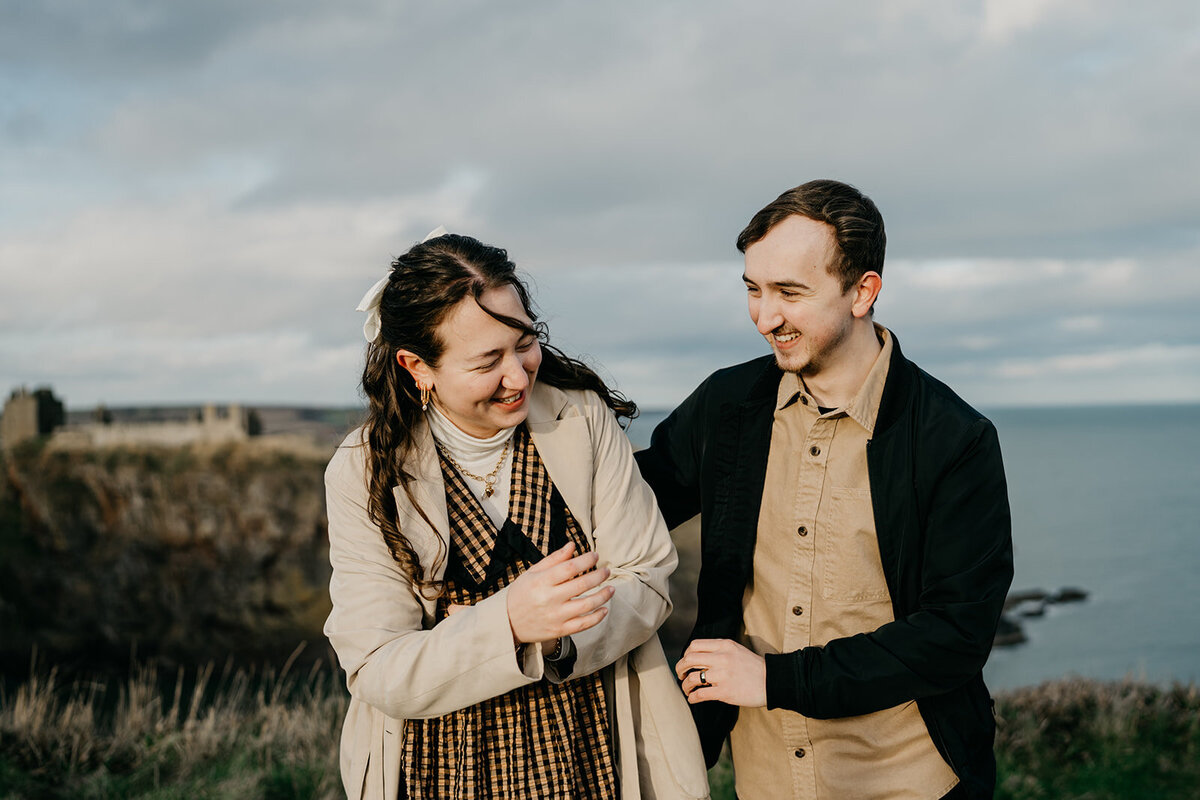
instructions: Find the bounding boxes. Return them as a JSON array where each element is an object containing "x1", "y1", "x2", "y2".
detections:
[{"x1": 419, "y1": 384, "x2": 431, "y2": 411}]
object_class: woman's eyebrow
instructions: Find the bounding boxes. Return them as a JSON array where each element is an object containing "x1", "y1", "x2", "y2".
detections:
[
  {"x1": 466, "y1": 331, "x2": 535, "y2": 362},
  {"x1": 468, "y1": 347, "x2": 504, "y2": 362}
]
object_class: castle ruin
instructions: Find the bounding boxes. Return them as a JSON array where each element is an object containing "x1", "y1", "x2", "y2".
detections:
[
  {"x1": 0, "y1": 387, "x2": 65, "y2": 449},
  {"x1": 1, "y1": 386, "x2": 249, "y2": 450}
]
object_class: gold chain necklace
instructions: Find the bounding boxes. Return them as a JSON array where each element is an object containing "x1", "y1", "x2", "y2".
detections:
[{"x1": 436, "y1": 437, "x2": 512, "y2": 498}]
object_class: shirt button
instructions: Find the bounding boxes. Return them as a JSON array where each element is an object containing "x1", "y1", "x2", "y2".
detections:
[
  {"x1": 792, "y1": 605, "x2": 804, "y2": 616},
  {"x1": 809, "y1": 445, "x2": 821, "y2": 456},
  {"x1": 799, "y1": 396, "x2": 809, "y2": 405},
  {"x1": 794, "y1": 748, "x2": 806, "y2": 758},
  {"x1": 797, "y1": 525, "x2": 808, "y2": 536}
]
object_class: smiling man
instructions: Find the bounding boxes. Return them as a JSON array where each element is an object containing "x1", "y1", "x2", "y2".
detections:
[{"x1": 635, "y1": 180, "x2": 1013, "y2": 799}]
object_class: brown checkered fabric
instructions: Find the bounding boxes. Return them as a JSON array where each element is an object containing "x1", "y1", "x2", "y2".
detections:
[{"x1": 400, "y1": 426, "x2": 618, "y2": 799}]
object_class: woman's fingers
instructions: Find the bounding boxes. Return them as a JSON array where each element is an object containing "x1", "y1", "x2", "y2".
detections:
[
  {"x1": 543, "y1": 549, "x2": 600, "y2": 585},
  {"x1": 564, "y1": 603, "x2": 609, "y2": 635},
  {"x1": 527, "y1": 541, "x2": 576, "y2": 573},
  {"x1": 563, "y1": 584, "x2": 614, "y2": 618},
  {"x1": 558, "y1": 565, "x2": 609, "y2": 598}
]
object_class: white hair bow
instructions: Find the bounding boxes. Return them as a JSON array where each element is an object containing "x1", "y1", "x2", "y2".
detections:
[{"x1": 356, "y1": 225, "x2": 449, "y2": 343}]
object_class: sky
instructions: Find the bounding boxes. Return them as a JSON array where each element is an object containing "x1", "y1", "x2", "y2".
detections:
[{"x1": 2, "y1": 0, "x2": 1198, "y2": 411}]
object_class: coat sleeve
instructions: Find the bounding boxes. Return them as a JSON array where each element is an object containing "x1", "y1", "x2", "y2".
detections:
[
  {"x1": 547, "y1": 391, "x2": 679, "y2": 682},
  {"x1": 323, "y1": 436, "x2": 544, "y2": 720},
  {"x1": 764, "y1": 418, "x2": 1014, "y2": 718},
  {"x1": 632, "y1": 380, "x2": 707, "y2": 529}
]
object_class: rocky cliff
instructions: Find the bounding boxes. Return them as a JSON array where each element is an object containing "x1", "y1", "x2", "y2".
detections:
[{"x1": 0, "y1": 441, "x2": 333, "y2": 672}]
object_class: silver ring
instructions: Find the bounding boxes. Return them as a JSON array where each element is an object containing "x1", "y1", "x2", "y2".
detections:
[{"x1": 698, "y1": 669, "x2": 710, "y2": 687}]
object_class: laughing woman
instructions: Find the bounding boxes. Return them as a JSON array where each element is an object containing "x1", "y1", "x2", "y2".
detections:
[{"x1": 323, "y1": 230, "x2": 708, "y2": 800}]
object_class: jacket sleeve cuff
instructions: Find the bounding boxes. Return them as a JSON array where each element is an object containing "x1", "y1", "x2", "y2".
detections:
[
  {"x1": 764, "y1": 651, "x2": 802, "y2": 712},
  {"x1": 475, "y1": 587, "x2": 544, "y2": 683},
  {"x1": 542, "y1": 636, "x2": 578, "y2": 683}
]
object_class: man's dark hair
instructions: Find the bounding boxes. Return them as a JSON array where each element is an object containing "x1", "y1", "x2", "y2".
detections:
[{"x1": 737, "y1": 179, "x2": 886, "y2": 292}]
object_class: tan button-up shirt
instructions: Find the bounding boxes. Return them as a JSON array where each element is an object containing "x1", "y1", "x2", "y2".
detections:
[{"x1": 730, "y1": 327, "x2": 959, "y2": 800}]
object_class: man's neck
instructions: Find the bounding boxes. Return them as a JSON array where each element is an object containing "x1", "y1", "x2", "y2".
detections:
[{"x1": 800, "y1": 321, "x2": 884, "y2": 409}]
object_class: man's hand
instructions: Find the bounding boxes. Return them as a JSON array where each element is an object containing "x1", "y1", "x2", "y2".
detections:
[{"x1": 675, "y1": 638, "x2": 768, "y2": 707}]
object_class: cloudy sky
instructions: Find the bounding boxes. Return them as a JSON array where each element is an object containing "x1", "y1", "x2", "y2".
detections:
[{"x1": 2, "y1": 0, "x2": 1198, "y2": 411}]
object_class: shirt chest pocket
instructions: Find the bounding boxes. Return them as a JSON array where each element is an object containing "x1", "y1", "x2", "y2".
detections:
[{"x1": 818, "y1": 487, "x2": 891, "y2": 603}]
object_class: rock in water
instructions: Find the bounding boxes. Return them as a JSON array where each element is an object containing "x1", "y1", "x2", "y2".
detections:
[
  {"x1": 1053, "y1": 587, "x2": 1088, "y2": 603},
  {"x1": 993, "y1": 614, "x2": 1027, "y2": 647},
  {"x1": 1004, "y1": 588, "x2": 1049, "y2": 610}
]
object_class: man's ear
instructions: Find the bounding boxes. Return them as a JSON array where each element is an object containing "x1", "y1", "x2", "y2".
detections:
[
  {"x1": 396, "y1": 350, "x2": 433, "y2": 388},
  {"x1": 851, "y1": 272, "x2": 882, "y2": 319}
]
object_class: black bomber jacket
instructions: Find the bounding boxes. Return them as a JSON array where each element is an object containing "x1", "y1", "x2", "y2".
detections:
[{"x1": 634, "y1": 333, "x2": 1014, "y2": 800}]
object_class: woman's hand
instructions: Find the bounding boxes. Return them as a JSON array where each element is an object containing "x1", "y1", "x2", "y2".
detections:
[{"x1": 506, "y1": 542, "x2": 614, "y2": 645}]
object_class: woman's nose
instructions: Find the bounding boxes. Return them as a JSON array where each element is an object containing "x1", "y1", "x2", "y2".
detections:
[{"x1": 501, "y1": 355, "x2": 530, "y2": 390}]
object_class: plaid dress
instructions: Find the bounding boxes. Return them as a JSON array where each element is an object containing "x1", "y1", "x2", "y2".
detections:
[{"x1": 400, "y1": 426, "x2": 618, "y2": 799}]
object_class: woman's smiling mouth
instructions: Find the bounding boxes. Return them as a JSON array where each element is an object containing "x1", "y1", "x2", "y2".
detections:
[{"x1": 493, "y1": 391, "x2": 524, "y2": 406}]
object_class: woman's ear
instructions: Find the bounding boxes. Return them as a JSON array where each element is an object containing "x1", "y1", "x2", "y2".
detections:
[{"x1": 396, "y1": 350, "x2": 433, "y2": 389}]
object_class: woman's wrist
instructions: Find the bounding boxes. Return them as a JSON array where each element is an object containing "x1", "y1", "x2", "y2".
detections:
[{"x1": 546, "y1": 637, "x2": 563, "y2": 660}]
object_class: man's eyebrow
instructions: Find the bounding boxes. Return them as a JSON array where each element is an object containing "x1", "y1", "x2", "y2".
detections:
[{"x1": 742, "y1": 273, "x2": 811, "y2": 290}]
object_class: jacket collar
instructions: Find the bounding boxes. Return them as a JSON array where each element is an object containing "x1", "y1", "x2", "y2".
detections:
[
  {"x1": 873, "y1": 329, "x2": 915, "y2": 437},
  {"x1": 742, "y1": 327, "x2": 913, "y2": 436},
  {"x1": 745, "y1": 355, "x2": 784, "y2": 407},
  {"x1": 775, "y1": 325, "x2": 893, "y2": 435}
]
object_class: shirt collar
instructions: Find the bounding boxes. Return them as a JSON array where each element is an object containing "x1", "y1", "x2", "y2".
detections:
[{"x1": 775, "y1": 324, "x2": 894, "y2": 435}]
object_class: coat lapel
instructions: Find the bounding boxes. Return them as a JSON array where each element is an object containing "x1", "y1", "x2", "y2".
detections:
[{"x1": 525, "y1": 385, "x2": 595, "y2": 540}]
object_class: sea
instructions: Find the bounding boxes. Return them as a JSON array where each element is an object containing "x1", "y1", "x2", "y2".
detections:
[{"x1": 624, "y1": 403, "x2": 1200, "y2": 691}]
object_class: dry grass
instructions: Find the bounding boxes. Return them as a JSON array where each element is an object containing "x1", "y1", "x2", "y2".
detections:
[
  {"x1": 3, "y1": 650, "x2": 1198, "y2": 800},
  {"x1": 0, "y1": 647, "x2": 346, "y2": 800}
]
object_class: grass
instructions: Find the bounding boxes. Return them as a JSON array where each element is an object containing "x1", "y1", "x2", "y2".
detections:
[
  {"x1": 2, "y1": 658, "x2": 1197, "y2": 800},
  {"x1": 994, "y1": 679, "x2": 1200, "y2": 799},
  {"x1": 0, "y1": 649, "x2": 346, "y2": 800}
]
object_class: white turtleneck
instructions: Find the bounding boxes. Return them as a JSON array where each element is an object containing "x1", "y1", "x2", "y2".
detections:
[{"x1": 426, "y1": 403, "x2": 516, "y2": 529}]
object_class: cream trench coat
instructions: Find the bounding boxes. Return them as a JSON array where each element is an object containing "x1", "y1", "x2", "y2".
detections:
[{"x1": 324, "y1": 383, "x2": 709, "y2": 800}]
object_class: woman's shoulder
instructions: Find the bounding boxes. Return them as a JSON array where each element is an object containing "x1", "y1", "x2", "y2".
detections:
[{"x1": 325, "y1": 426, "x2": 370, "y2": 485}]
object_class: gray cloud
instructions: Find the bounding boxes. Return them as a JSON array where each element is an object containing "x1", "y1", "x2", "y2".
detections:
[{"x1": 1, "y1": 0, "x2": 1197, "y2": 408}]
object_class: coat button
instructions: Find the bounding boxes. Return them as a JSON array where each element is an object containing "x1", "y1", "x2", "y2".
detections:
[
  {"x1": 809, "y1": 445, "x2": 821, "y2": 456},
  {"x1": 794, "y1": 748, "x2": 806, "y2": 758},
  {"x1": 797, "y1": 525, "x2": 808, "y2": 536},
  {"x1": 792, "y1": 605, "x2": 804, "y2": 616}
]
